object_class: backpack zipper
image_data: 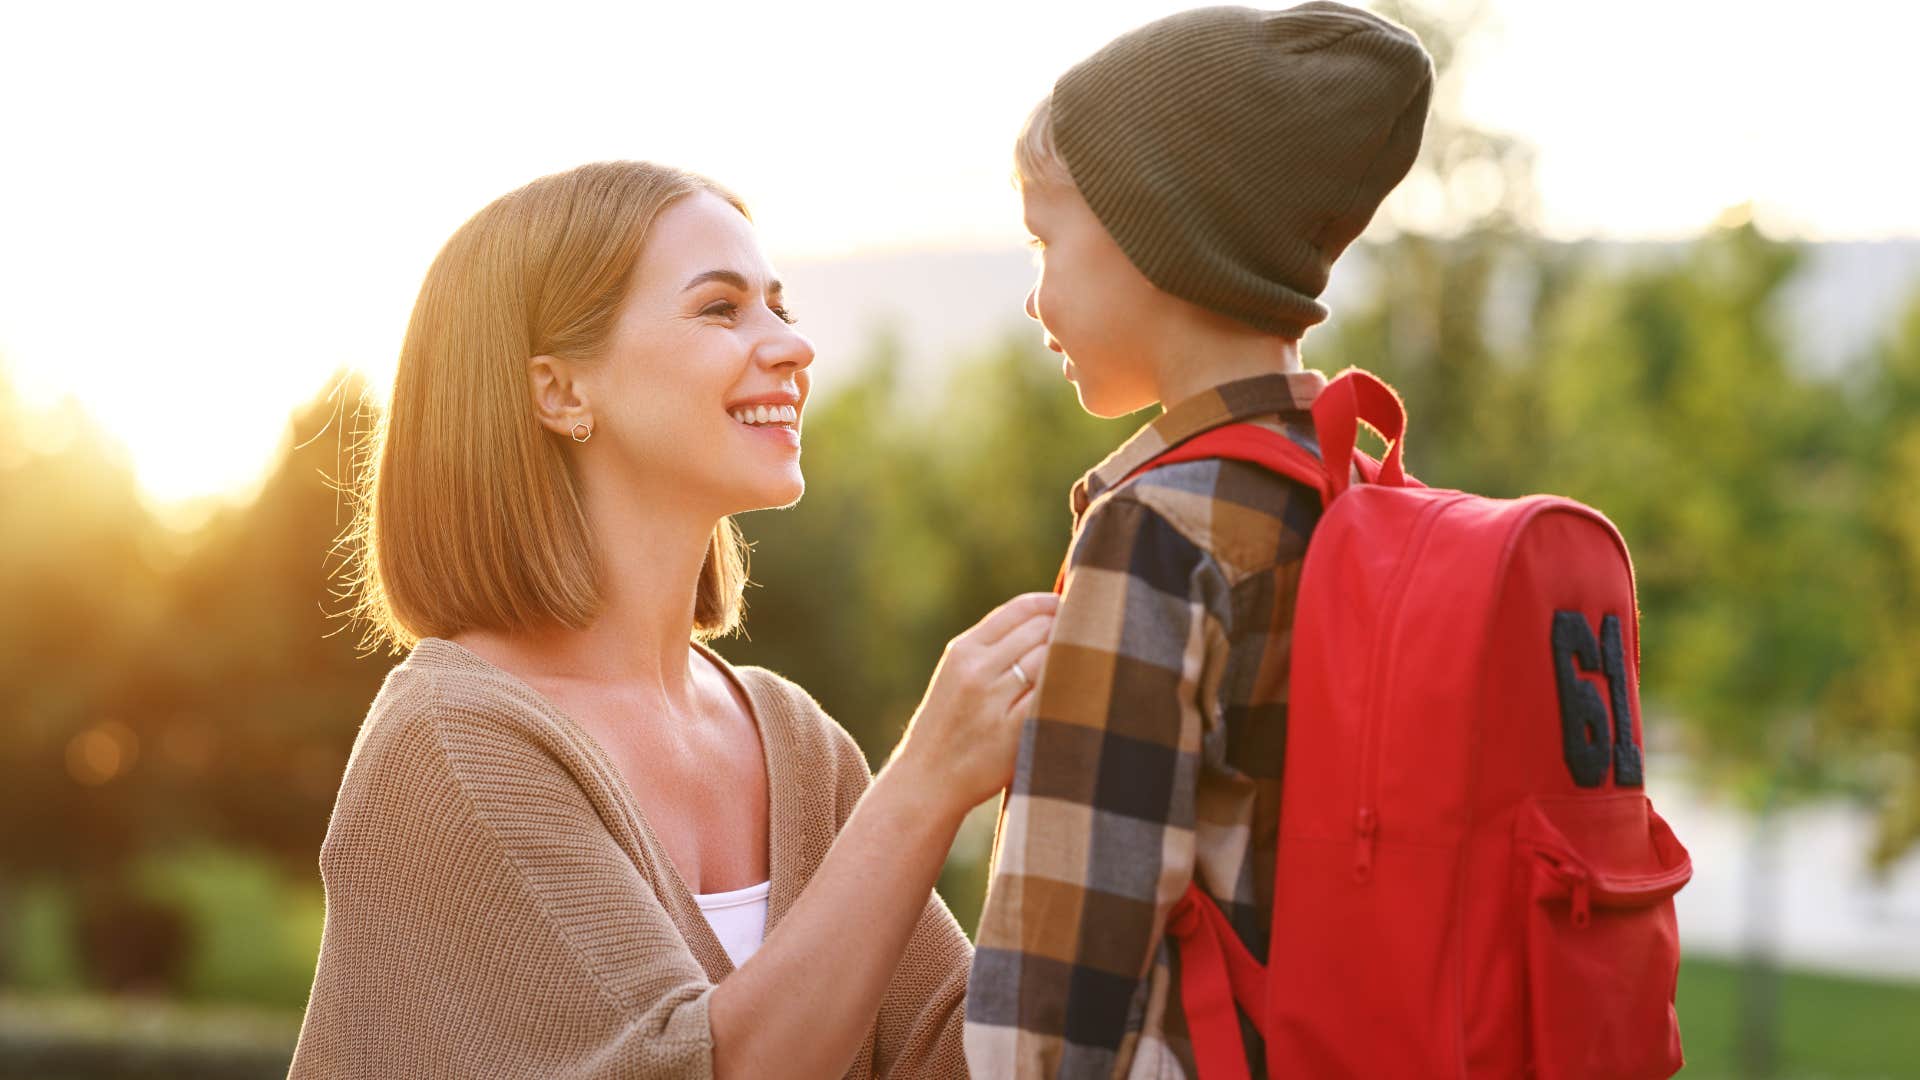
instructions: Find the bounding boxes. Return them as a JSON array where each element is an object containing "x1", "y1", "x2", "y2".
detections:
[
  {"x1": 1352, "y1": 494, "x2": 1465, "y2": 884},
  {"x1": 1533, "y1": 847, "x2": 1594, "y2": 927}
]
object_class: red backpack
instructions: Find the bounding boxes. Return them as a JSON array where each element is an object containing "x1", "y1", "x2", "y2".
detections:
[{"x1": 1091, "y1": 368, "x2": 1692, "y2": 1079}]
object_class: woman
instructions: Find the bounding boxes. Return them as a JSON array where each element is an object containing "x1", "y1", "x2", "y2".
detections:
[{"x1": 289, "y1": 161, "x2": 1055, "y2": 1078}]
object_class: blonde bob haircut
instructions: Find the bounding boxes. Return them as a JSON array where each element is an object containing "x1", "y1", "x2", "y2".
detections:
[{"x1": 343, "y1": 160, "x2": 751, "y2": 654}]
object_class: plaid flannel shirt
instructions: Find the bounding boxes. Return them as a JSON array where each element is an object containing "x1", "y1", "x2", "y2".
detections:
[{"x1": 964, "y1": 370, "x2": 1331, "y2": 1079}]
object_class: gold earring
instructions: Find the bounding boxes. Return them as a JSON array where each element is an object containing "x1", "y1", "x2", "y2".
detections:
[{"x1": 571, "y1": 422, "x2": 593, "y2": 443}]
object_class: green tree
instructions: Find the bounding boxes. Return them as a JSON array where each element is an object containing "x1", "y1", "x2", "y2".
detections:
[{"x1": 1828, "y1": 291, "x2": 1920, "y2": 866}]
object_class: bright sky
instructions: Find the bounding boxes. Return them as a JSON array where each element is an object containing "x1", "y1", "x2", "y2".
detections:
[{"x1": 1, "y1": 0, "x2": 1913, "y2": 514}]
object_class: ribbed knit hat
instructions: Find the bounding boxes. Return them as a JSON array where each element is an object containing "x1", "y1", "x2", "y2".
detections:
[{"x1": 1051, "y1": 2, "x2": 1434, "y2": 338}]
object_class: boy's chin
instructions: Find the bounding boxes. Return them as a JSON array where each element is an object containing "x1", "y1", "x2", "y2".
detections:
[
  {"x1": 1075, "y1": 387, "x2": 1115, "y2": 418},
  {"x1": 1075, "y1": 381, "x2": 1155, "y2": 420}
]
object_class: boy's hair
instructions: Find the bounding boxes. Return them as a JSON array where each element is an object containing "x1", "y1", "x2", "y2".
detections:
[{"x1": 1013, "y1": 94, "x2": 1071, "y2": 190}]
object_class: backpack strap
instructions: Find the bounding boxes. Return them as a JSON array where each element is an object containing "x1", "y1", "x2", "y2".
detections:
[
  {"x1": 1050, "y1": 422, "x2": 1346, "y2": 592},
  {"x1": 1034, "y1": 370, "x2": 1421, "y2": 1075},
  {"x1": 1167, "y1": 881, "x2": 1268, "y2": 1080},
  {"x1": 1050, "y1": 365, "x2": 1419, "y2": 588},
  {"x1": 1125, "y1": 422, "x2": 1335, "y2": 498},
  {"x1": 1314, "y1": 367, "x2": 1410, "y2": 498},
  {"x1": 1033, "y1": 422, "x2": 1336, "y2": 1067}
]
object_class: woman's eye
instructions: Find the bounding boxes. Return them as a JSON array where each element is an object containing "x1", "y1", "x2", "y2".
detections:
[{"x1": 702, "y1": 299, "x2": 794, "y2": 325}]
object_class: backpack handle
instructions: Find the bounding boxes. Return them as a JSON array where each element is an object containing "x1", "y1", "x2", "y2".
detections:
[{"x1": 1313, "y1": 368, "x2": 1408, "y2": 498}]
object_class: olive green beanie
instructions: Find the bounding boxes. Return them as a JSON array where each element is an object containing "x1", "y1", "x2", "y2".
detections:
[{"x1": 1051, "y1": 2, "x2": 1434, "y2": 338}]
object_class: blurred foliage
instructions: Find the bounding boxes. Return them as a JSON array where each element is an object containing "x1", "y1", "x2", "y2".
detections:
[
  {"x1": 0, "y1": 367, "x2": 387, "y2": 1000},
  {"x1": 0, "y1": 989, "x2": 299, "y2": 1079},
  {"x1": 131, "y1": 847, "x2": 324, "y2": 1009},
  {"x1": 5, "y1": 882, "x2": 82, "y2": 994},
  {"x1": 1826, "y1": 293, "x2": 1920, "y2": 865}
]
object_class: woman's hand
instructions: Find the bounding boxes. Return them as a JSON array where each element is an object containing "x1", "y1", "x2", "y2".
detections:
[
  {"x1": 889, "y1": 591, "x2": 1058, "y2": 820},
  {"x1": 711, "y1": 591, "x2": 1056, "y2": 1080}
]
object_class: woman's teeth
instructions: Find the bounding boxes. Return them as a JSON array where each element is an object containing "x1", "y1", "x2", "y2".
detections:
[{"x1": 729, "y1": 404, "x2": 799, "y2": 426}]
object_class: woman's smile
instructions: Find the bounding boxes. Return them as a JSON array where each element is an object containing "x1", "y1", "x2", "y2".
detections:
[
  {"x1": 726, "y1": 396, "x2": 803, "y2": 449},
  {"x1": 735, "y1": 416, "x2": 800, "y2": 449}
]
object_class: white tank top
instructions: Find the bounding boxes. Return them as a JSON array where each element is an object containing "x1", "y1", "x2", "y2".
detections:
[{"x1": 693, "y1": 880, "x2": 771, "y2": 969}]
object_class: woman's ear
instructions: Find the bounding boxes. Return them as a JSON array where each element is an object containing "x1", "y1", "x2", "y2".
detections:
[{"x1": 528, "y1": 354, "x2": 592, "y2": 438}]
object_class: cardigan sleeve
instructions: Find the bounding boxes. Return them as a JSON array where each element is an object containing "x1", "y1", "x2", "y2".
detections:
[
  {"x1": 820, "y1": 704, "x2": 975, "y2": 1079},
  {"x1": 290, "y1": 668, "x2": 717, "y2": 1080}
]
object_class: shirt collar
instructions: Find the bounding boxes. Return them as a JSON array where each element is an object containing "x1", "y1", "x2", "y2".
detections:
[{"x1": 1070, "y1": 369, "x2": 1329, "y2": 518}]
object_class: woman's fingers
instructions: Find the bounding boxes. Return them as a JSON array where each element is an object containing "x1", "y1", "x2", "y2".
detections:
[
  {"x1": 982, "y1": 611, "x2": 1054, "y2": 670},
  {"x1": 1006, "y1": 639, "x2": 1050, "y2": 715},
  {"x1": 971, "y1": 592, "x2": 1060, "y2": 647},
  {"x1": 980, "y1": 611, "x2": 1054, "y2": 713},
  {"x1": 896, "y1": 593, "x2": 1059, "y2": 811}
]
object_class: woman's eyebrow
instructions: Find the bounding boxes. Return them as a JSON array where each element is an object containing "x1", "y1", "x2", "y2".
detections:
[{"x1": 682, "y1": 268, "x2": 783, "y2": 296}]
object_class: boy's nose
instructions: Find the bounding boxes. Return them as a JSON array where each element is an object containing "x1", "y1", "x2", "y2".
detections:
[{"x1": 1024, "y1": 286, "x2": 1040, "y2": 321}]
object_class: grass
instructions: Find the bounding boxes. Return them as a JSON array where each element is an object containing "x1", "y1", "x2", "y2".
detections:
[
  {"x1": 1677, "y1": 955, "x2": 1920, "y2": 1078},
  {"x1": 0, "y1": 956, "x2": 1915, "y2": 1078}
]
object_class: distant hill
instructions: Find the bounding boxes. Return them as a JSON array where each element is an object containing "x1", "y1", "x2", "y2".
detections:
[{"x1": 778, "y1": 239, "x2": 1920, "y2": 400}]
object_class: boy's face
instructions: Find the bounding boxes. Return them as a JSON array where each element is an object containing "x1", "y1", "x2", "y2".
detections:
[{"x1": 1020, "y1": 178, "x2": 1169, "y2": 418}]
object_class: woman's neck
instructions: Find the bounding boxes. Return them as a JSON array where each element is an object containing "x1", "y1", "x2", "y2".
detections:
[{"x1": 488, "y1": 482, "x2": 716, "y2": 707}]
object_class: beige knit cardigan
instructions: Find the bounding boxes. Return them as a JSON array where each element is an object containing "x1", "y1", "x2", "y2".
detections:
[{"x1": 289, "y1": 637, "x2": 972, "y2": 1078}]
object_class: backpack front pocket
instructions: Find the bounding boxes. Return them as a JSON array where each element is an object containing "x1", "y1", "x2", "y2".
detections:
[{"x1": 1514, "y1": 793, "x2": 1691, "y2": 1080}]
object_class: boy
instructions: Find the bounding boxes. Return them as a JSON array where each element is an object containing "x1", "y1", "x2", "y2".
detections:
[{"x1": 964, "y1": 4, "x2": 1433, "y2": 1076}]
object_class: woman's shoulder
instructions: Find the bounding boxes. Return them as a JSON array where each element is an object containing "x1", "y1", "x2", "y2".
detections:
[
  {"x1": 338, "y1": 638, "x2": 626, "y2": 822},
  {"x1": 391, "y1": 636, "x2": 567, "y2": 719},
  {"x1": 328, "y1": 639, "x2": 653, "y2": 878},
  {"x1": 322, "y1": 659, "x2": 494, "y2": 865},
  {"x1": 339, "y1": 640, "x2": 548, "y2": 768}
]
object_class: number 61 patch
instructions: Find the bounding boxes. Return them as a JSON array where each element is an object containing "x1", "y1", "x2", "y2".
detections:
[{"x1": 1550, "y1": 611, "x2": 1645, "y2": 788}]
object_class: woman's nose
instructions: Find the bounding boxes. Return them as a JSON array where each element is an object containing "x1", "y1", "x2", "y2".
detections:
[
  {"x1": 760, "y1": 323, "x2": 815, "y2": 372},
  {"x1": 1024, "y1": 285, "x2": 1040, "y2": 321}
]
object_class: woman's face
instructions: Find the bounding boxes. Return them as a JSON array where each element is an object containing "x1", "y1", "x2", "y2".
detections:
[{"x1": 581, "y1": 190, "x2": 814, "y2": 519}]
